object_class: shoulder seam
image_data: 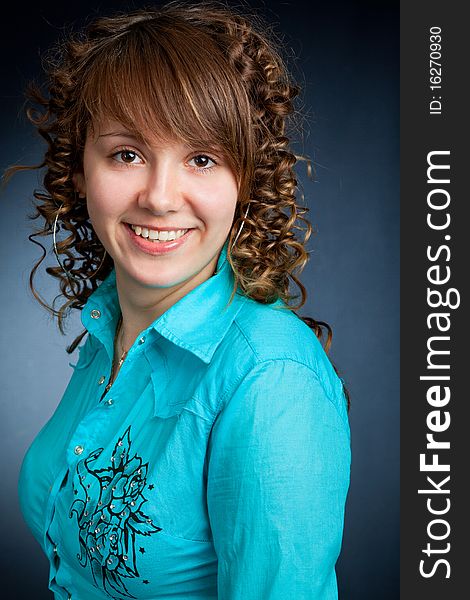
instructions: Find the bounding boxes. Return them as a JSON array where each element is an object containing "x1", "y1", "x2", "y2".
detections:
[
  {"x1": 212, "y1": 357, "x2": 349, "y2": 431},
  {"x1": 232, "y1": 319, "x2": 261, "y2": 361}
]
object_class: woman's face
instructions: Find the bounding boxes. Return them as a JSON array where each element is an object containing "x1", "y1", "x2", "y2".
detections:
[{"x1": 75, "y1": 119, "x2": 239, "y2": 296}]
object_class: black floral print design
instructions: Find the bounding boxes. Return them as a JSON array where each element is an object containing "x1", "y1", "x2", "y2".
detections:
[{"x1": 70, "y1": 427, "x2": 162, "y2": 598}]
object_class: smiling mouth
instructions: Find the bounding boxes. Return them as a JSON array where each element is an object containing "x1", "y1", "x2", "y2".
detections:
[{"x1": 127, "y1": 223, "x2": 191, "y2": 242}]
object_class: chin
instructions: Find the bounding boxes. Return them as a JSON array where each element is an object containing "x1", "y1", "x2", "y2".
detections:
[
  {"x1": 124, "y1": 263, "x2": 197, "y2": 290},
  {"x1": 128, "y1": 270, "x2": 185, "y2": 290}
]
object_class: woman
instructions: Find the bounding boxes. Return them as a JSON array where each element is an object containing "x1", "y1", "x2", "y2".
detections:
[{"x1": 11, "y1": 2, "x2": 350, "y2": 598}]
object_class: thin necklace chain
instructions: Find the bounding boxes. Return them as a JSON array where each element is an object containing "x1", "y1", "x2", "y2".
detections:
[
  {"x1": 102, "y1": 314, "x2": 129, "y2": 397},
  {"x1": 116, "y1": 314, "x2": 129, "y2": 367}
]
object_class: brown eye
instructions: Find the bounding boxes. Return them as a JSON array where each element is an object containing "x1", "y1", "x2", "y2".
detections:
[
  {"x1": 119, "y1": 150, "x2": 137, "y2": 163},
  {"x1": 189, "y1": 154, "x2": 217, "y2": 172},
  {"x1": 193, "y1": 155, "x2": 210, "y2": 167},
  {"x1": 111, "y1": 148, "x2": 144, "y2": 165}
]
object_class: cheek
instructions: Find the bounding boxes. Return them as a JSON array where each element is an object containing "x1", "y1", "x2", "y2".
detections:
[
  {"x1": 86, "y1": 176, "x2": 127, "y2": 222},
  {"x1": 199, "y1": 178, "x2": 238, "y2": 223}
]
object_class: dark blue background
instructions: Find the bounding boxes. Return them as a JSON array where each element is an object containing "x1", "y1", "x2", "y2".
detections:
[{"x1": 0, "y1": 1, "x2": 399, "y2": 598}]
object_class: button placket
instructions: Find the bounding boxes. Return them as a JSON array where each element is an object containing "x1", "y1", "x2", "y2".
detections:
[{"x1": 99, "y1": 335, "x2": 146, "y2": 406}]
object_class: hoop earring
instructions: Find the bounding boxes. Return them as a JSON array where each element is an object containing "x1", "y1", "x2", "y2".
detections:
[
  {"x1": 230, "y1": 202, "x2": 251, "y2": 252},
  {"x1": 53, "y1": 204, "x2": 107, "y2": 283},
  {"x1": 213, "y1": 202, "x2": 251, "y2": 277}
]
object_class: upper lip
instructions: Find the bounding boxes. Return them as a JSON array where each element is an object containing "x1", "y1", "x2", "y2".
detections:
[{"x1": 127, "y1": 223, "x2": 193, "y2": 231}]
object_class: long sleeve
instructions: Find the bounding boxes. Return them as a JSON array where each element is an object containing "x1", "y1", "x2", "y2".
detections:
[{"x1": 206, "y1": 359, "x2": 351, "y2": 600}]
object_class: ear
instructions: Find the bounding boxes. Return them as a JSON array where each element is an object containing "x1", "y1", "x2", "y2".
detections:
[{"x1": 73, "y1": 173, "x2": 87, "y2": 198}]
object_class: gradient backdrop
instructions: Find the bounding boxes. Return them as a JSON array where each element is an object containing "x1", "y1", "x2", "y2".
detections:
[{"x1": 0, "y1": 1, "x2": 399, "y2": 598}]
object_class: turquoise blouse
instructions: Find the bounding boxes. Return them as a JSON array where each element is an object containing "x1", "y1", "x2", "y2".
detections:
[{"x1": 18, "y1": 240, "x2": 351, "y2": 600}]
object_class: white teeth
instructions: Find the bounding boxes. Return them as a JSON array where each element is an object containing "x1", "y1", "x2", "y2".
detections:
[{"x1": 130, "y1": 224, "x2": 188, "y2": 242}]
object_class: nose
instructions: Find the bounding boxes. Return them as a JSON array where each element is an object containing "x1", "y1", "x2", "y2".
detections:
[{"x1": 137, "y1": 159, "x2": 183, "y2": 215}]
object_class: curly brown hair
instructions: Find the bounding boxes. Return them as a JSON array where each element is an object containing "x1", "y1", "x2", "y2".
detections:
[{"x1": 4, "y1": 0, "x2": 349, "y2": 407}]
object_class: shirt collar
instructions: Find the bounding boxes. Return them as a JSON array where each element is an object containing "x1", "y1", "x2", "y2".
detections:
[{"x1": 82, "y1": 239, "x2": 249, "y2": 364}]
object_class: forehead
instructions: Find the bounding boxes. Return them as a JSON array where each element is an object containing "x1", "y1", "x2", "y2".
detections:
[
  {"x1": 89, "y1": 118, "x2": 226, "y2": 155},
  {"x1": 88, "y1": 117, "x2": 173, "y2": 144}
]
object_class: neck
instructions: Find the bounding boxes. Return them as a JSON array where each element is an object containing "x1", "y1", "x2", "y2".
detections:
[{"x1": 114, "y1": 258, "x2": 218, "y2": 351}]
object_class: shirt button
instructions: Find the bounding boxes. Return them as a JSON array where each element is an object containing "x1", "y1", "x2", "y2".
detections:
[
  {"x1": 74, "y1": 445, "x2": 84, "y2": 456},
  {"x1": 98, "y1": 376, "x2": 106, "y2": 385},
  {"x1": 106, "y1": 398, "x2": 113, "y2": 406},
  {"x1": 90, "y1": 309, "x2": 101, "y2": 319},
  {"x1": 138, "y1": 336, "x2": 145, "y2": 345},
  {"x1": 53, "y1": 545, "x2": 58, "y2": 554}
]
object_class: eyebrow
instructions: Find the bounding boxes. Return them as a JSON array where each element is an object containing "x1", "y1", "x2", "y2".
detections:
[
  {"x1": 96, "y1": 131, "x2": 225, "y2": 156},
  {"x1": 98, "y1": 131, "x2": 139, "y2": 139}
]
